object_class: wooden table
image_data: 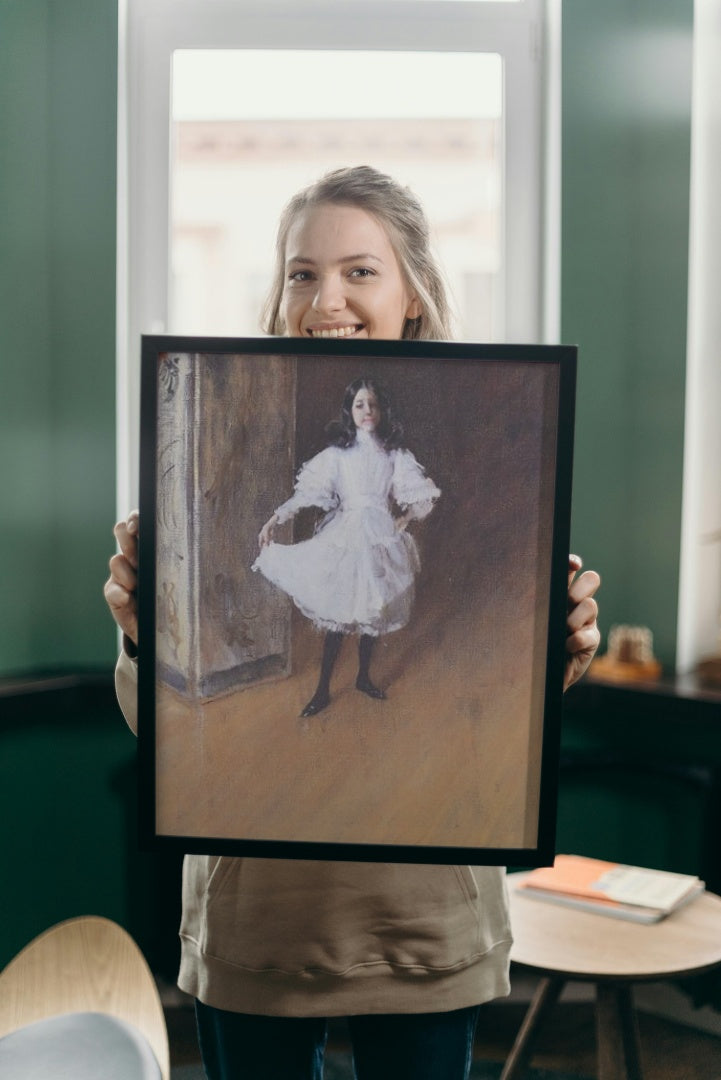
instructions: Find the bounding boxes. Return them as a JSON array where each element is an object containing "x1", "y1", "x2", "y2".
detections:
[{"x1": 503, "y1": 873, "x2": 721, "y2": 1080}]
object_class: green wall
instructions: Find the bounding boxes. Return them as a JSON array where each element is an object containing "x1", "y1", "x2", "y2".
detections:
[
  {"x1": 0, "y1": 0, "x2": 118, "y2": 675},
  {"x1": 0, "y1": 683, "x2": 183, "y2": 973},
  {"x1": 562, "y1": 0, "x2": 693, "y2": 669},
  {"x1": 0, "y1": 2, "x2": 694, "y2": 674}
]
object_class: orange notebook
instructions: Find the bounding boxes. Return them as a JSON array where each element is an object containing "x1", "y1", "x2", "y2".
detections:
[{"x1": 516, "y1": 855, "x2": 704, "y2": 923}]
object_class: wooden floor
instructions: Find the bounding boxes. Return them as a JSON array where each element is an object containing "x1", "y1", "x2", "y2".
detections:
[
  {"x1": 166, "y1": 991, "x2": 721, "y2": 1078},
  {"x1": 474, "y1": 999, "x2": 721, "y2": 1079},
  {"x1": 154, "y1": 590, "x2": 544, "y2": 852}
]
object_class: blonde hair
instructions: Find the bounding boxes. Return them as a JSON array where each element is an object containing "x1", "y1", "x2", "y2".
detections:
[{"x1": 262, "y1": 165, "x2": 454, "y2": 341}]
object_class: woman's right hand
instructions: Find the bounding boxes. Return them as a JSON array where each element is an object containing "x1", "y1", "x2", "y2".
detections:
[
  {"x1": 104, "y1": 510, "x2": 139, "y2": 646},
  {"x1": 258, "y1": 513, "x2": 279, "y2": 549}
]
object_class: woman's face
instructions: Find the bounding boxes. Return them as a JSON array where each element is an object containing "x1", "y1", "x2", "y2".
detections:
[
  {"x1": 281, "y1": 203, "x2": 421, "y2": 340},
  {"x1": 351, "y1": 387, "x2": 381, "y2": 433}
]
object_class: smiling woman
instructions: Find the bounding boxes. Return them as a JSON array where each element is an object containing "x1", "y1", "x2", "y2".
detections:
[{"x1": 108, "y1": 160, "x2": 598, "y2": 1080}]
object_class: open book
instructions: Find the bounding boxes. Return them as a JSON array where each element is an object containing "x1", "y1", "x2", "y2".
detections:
[{"x1": 515, "y1": 854, "x2": 705, "y2": 923}]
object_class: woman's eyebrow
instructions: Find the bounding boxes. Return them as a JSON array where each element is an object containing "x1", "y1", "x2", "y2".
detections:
[
  {"x1": 339, "y1": 253, "x2": 384, "y2": 265},
  {"x1": 286, "y1": 253, "x2": 384, "y2": 266}
]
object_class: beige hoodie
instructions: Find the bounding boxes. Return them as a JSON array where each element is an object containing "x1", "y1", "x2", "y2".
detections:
[{"x1": 116, "y1": 651, "x2": 512, "y2": 1016}]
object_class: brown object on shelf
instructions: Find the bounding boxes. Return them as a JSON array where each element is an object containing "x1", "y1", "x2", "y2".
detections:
[
  {"x1": 590, "y1": 624, "x2": 662, "y2": 683},
  {"x1": 696, "y1": 655, "x2": 721, "y2": 689},
  {"x1": 591, "y1": 654, "x2": 663, "y2": 683}
]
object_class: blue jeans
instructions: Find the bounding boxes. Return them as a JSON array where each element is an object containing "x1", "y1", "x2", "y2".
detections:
[{"x1": 195, "y1": 1000, "x2": 481, "y2": 1080}]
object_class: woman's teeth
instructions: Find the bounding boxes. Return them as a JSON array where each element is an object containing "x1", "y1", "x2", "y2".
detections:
[{"x1": 310, "y1": 325, "x2": 360, "y2": 338}]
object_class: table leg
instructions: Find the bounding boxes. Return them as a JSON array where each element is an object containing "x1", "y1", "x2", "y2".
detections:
[
  {"x1": 596, "y1": 983, "x2": 643, "y2": 1080},
  {"x1": 499, "y1": 976, "x2": 565, "y2": 1080}
]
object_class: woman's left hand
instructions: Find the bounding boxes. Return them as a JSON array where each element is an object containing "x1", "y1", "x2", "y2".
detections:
[{"x1": 564, "y1": 554, "x2": 601, "y2": 691}]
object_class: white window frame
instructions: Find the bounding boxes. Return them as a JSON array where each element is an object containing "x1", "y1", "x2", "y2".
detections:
[
  {"x1": 676, "y1": 0, "x2": 721, "y2": 674},
  {"x1": 117, "y1": 0, "x2": 558, "y2": 511}
]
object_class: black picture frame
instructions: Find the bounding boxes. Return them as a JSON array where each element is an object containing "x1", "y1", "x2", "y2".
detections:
[{"x1": 138, "y1": 335, "x2": 576, "y2": 865}]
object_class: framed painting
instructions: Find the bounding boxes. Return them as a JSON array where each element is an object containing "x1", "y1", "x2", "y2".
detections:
[{"x1": 137, "y1": 336, "x2": 576, "y2": 865}]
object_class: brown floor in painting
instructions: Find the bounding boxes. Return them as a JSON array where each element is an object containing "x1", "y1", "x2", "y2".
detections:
[{"x1": 154, "y1": 594, "x2": 544, "y2": 852}]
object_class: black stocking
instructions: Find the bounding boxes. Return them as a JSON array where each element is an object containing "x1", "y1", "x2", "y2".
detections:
[
  {"x1": 300, "y1": 631, "x2": 344, "y2": 717},
  {"x1": 356, "y1": 635, "x2": 386, "y2": 700}
]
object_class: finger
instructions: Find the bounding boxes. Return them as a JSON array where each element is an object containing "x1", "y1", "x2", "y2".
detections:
[
  {"x1": 567, "y1": 553, "x2": 583, "y2": 588},
  {"x1": 566, "y1": 594, "x2": 599, "y2": 634},
  {"x1": 568, "y1": 568, "x2": 601, "y2": 608},
  {"x1": 103, "y1": 577, "x2": 133, "y2": 613},
  {"x1": 113, "y1": 526, "x2": 138, "y2": 568},
  {"x1": 566, "y1": 623, "x2": 601, "y2": 657},
  {"x1": 113, "y1": 511, "x2": 140, "y2": 567},
  {"x1": 103, "y1": 579, "x2": 138, "y2": 641},
  {"x1": 108, "y1": 552, "x2": 137, "y2": 592}
]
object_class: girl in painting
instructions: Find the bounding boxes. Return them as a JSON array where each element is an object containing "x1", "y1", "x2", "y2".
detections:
[{"x1": 252, "y1": 375, "x2": 440, "y2": 716}]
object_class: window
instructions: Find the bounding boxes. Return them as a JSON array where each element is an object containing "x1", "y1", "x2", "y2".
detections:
[
  {"x1": 170, "y1": 49, "x2": 503, "y2": 341},
  {"x1": 118, "y1": 0, "x2": 556, "y2": 508}
]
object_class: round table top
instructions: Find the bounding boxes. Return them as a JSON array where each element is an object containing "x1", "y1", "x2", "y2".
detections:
[{"x1": 508, "y1": 872, "x2": 721, "y2": 981}]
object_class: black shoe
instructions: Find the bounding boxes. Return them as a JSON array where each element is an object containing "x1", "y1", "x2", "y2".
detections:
[
  {"x1": 300, "y1": 691, "x2": 330, "y2": 717},
  {"x1": 355, "y1": 678, "x2": 386, "y2": 700}
]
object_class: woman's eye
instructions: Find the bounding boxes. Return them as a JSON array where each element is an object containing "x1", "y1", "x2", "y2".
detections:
[
  {"x1": 349, "y1": 267, "x2": 375, "y2": 279},
  {"x1": 288, "y1": 270, "x2": 313, "y2": 283}
]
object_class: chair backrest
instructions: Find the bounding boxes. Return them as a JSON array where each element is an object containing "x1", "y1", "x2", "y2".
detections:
[{"x1": 0, "y1": 915, "x2": 170, "y2": 1080}]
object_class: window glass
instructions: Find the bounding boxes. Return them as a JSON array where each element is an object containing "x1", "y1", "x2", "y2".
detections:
[{"x1": 170, "y1": 50, "x2": 503, "y2": 340}]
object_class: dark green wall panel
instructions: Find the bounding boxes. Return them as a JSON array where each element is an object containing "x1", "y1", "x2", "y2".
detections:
[
  {"x1": 0, "y1": 0, "x2": 118, "y2": 674},
  {"x1": 562, "y1": 1, "x2": 693, "y2": 668},
  {"x1": 0, "y1": 683, "x2": 183, "y2": 975},
  {"x1": 0, "y1": 2, "x2": 54, "y2": 670}
]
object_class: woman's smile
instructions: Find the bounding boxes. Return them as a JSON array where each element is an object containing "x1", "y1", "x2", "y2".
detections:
[{"x1": 307, "y1": 323, "x2": 364, "y2": 339}]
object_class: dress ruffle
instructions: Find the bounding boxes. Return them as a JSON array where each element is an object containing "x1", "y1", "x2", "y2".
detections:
[{"x1": 252, "y1": 433, "x2": 439, "y2": 636}]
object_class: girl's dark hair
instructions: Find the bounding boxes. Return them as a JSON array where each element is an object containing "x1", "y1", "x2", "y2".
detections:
[{"x1": 326, "y1": 376, "x2": 404, "y2": 451}]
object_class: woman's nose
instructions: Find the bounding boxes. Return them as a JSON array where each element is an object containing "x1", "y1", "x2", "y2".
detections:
[{"x1": 312, "y1": 274, "x2": 345, "y2": 314}]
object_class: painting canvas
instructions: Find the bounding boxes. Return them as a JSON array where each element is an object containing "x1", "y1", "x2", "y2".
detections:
[{"x1": 138, "y1": 336, "x2": 576, "y2": 864}]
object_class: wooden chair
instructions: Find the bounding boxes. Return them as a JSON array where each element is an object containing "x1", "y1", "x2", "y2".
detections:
[{"x1": 0, "y1": 915, "x2": 170, "y2": 1079}]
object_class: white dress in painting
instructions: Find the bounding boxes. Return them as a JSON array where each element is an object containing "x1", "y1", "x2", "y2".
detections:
[{"x1": 252, "y1": 430, "x2": 440, "y2": 636}]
